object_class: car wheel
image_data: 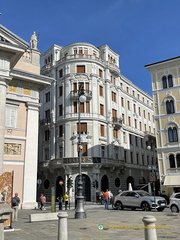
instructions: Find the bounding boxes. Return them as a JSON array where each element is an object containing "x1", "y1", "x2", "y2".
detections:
[
  {"x1": 157, "y1": 208, "x2": 164, "y2": 212},
  {"x1": 141, "y1": 202, "x2": 151, "y2": 211},
  {"x1": 116, "y1": 201, "x2": 124, "y2": 210},
  {"x1": 171, "y1": 205, "x2": 179, "y2": 213}
]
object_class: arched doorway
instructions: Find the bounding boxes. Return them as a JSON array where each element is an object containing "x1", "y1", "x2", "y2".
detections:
[
  {"x1": 56, "y1": 176, "x2": 64, "y2": 201},
  {"x1": 126, "y1": 176, "x2": 134, "y2": 190},
  {"x1": 101, "y1": 175, "x2": 109, "y2": 192},
  {"x1": 75, "y1": 174, "x2": 91, "y2": 201}
]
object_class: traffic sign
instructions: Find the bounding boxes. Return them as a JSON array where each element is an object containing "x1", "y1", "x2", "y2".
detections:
[
  {"x1": 149, "y1": 172, "x2": 156, "y2": 181},
  {"x1": 59, "y1": 180, "x2": 63, "y2": 185}
]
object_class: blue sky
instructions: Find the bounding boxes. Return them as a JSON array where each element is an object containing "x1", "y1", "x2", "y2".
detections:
[{"x1": 1, "y1": 0, "x2": 180, "y2": 95}]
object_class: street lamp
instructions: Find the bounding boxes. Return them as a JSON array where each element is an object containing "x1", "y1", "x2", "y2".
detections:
[{"x1": 75, "y1": 86, "x2": 87, "y2": 219}]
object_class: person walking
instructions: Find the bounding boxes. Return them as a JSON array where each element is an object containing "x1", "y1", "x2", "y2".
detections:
[
  {"x1": 63, "y1": 192, "x2": 69, "y2": 210},
  {"x1": 40, "y1": 194, "x2": 46, "y2": 210},
  {"x1": 103, "y1": 189, "x2": 110, "y2": 210},
  {"x1": 57, "y1": 194, "x2": 63, "y2": 210},
  {"x1": 12, "y1": 192, "x2": 20, "y2": 222}
]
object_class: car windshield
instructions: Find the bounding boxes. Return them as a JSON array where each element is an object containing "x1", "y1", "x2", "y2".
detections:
[{"x1": 137, "y1": 191, "x2": 151, "y2": 197}]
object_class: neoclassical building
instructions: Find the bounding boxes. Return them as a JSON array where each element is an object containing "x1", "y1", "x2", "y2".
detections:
[
  {"x1": 38, "y1": 43, "x2": 157, "y2": 202},
  {"x1": 146, "y1": 57, "x2": 180, "y2": 195},
  {"x1": 0, "y1": 25, "x2": 53, "y2": 208}
]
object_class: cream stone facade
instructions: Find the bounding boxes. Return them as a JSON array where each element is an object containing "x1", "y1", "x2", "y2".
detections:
[
  {"x1": 38, "y1": 43, "x2": 157, "y2": 202},
  {"x1": 0, "y1": 25, "x2": 53, "y2": 208},
  {"x1": 145, "y1": 57, "x2": 180, "y2": 196}
]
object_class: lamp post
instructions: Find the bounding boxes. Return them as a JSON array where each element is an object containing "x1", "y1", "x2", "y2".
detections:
[{"x1": 75, "y1": 86, "x2": 87, "y2": 219}]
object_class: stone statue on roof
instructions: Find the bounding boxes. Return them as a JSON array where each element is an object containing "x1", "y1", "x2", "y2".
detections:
[{"x1": 30, "y1": 31, "x2": 38, "y2": 49}]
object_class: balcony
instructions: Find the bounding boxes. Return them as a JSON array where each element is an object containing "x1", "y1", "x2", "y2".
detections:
[
  {"x1": 41, "y1": 64, "x2": 51, "y2": 75},
  {"x1": 70, "y1": 90, "x2": 92, "y2": 101},
  {"x1": 40, "y1": 118, "x2": 51, "y2": 126},
  {"x1": 112, "y1": 117, "x2": 122, "y2": 130}
]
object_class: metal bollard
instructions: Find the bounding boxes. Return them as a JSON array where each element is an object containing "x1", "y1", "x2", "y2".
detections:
[
  {"x1": 142, "y1": 215, "x2": 157, "y2": 240},
  {"x1": 57, "y1": 212, "x2": 68, "y2": 240}
]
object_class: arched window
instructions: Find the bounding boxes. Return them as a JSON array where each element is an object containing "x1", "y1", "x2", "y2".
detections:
[
  {"x1": 168, "y1": 127, "x2": 178, "y2": 142},
  {"x1": 169, "y1": 155, "x2": 175, "y2": 168},
  {"x1": 177, "y1": 154, "x2": 180, "y2": 168},
  {"x1": 166, "y1": 100, "x2": 175, "y2": 114},
  {"x1": 168, "y1": 75, "x2": 173, "y2": 87},
  {"x1": 162, "y1": 76, "x2": 167, "y2": 89},
  {"x1": 162, "y1": 75, "x2": 173, "y2": 88}
]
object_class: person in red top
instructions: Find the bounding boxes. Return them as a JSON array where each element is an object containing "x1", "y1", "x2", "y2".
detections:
[{"x1": 103, "y1": 189, "x2": 110, "y2": 210}]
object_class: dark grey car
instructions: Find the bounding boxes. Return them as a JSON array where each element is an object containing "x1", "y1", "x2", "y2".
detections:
[{"x1": 114, "y1": 190, "x2": 167, "y2": 211}]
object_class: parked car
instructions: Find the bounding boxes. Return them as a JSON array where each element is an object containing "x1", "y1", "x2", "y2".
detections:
[
  {"x1": 169, "y1": 192, "x2": 180, "y2": 213},
  {"x1": 113, "y1": 190, "x2": 167, "y2": 211}
]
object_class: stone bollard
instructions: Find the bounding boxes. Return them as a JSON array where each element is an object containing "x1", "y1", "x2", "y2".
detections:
[
  {"x1": 142, "y1": 215, "x2": 157, "y2": 240},
  {"x1": 57, "y1": 212, "x2": 68, "y2": 240}
]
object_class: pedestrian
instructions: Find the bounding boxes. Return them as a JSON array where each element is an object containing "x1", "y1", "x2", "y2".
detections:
[
  {"x1": 108, "y1": 190, "x2": 114, "y2": 208},
  {"x1": 99, "y1": 191, "x2": 104, "y2": 205},
  {"x1": 12, "y1": 192, "x2": 20, "y2": 222},
  {"x1": 63, "y1": 192, "x2": 69, "y2": 210},
  {"x1": 57, "y1": 194, "x2": 63, "y2": 210},
  {"x1": 103, "y1": 189, "x2": 110, "y2": 210},
  {"x1": 40, "y1": 194, "x2": 46, "y2": 210}
]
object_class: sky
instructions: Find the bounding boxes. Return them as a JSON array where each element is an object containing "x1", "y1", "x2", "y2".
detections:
[{"x1": 1, "y1": 0, "x2": 180, "y2": 96}]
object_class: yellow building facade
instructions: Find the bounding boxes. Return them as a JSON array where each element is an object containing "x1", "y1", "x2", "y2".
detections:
[{"x1": 145, "y1": 57, "x2": 180, "y2": 195}]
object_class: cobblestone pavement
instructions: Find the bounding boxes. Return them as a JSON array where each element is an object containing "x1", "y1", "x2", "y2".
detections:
[{"x1": 4, "y1": 203, "x2": 180, "y2": 240}]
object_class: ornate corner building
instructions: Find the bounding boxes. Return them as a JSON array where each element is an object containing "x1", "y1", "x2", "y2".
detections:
[
  {"x1": 38, "y1": 43, "x2": 157, "y2": 201},
  {"x1": 146, "y1": 57, "x2": 180, "y2": 195}
]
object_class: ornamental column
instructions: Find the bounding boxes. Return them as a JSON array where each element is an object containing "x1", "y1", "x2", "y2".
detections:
[{"x1": 0, "y1": 78, "x2": 8, "y2": 175}]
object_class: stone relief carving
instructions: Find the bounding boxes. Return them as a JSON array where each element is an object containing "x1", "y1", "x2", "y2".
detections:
[
  {"x1": 4, "y1": 143, "x2": 21, "y2": 155},
  {"x1": 8, "y1": 85, "x2": 17, "y2": 93},
  {"x1": 23, "y1": 88, "x2": 31, "y2": 95}
]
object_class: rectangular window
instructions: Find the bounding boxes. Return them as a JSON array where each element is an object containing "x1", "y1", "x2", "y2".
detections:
[
  {"x1": 5, "y1": 106, "x2": 17, "y2": 128},
  {"x1": 133, "y1": 104, "x2": 136, "y2": 113},
  {"x1": 85, "y1": 82, "x2": 89, "y2": 90},
  {"x1": 73, "y1": 83, "x2": 77, "y2": 91},
  {"x1": 148, "y1": 112, "x2": 150, "y2": 121},
  {"x1": 135, "y1": 136, "x2": 138, "y2": 146},
  {"x1": 127, "y1": 87, "x2": 129, "y2": 93},
  {"x1": 123, "y1": 132, "x2": 126, "y2": 143},
  {"x1": 149, "y1": 126, "x2": 151, "y2": 133},
  {"x1": 82, "y1": 145, "x2": 87, "y2": 156},
  {"x1": 121, "y1": 97, "x2": 124, "y2": 107},
  {"x1": 77, "y1": 65, "x2": 85, "y2": 73},
  {"x1": 138, "y1": 107, "x2": 141, "y2": 115},
  {"x1": 132, "y1": 90, "x2": 135, "y2": 96},
  {"x1": 74, "y1": 102, "x2": 77, "y2": 113},
  {"x1": 144, "y1": 124, "x2": 147, "y2": 132},
  {"x1": 139, "y1": 122, "x2": 142, "y2": 131},
  {"x1": 59, "y1": 104, "x2": 63, "y2": 116},
  {"x1": 112, "y1": 109, "x2": 117, "y2": 118},
  {"x1": 137, "y1": 153, "x2": 139, "y2": 165},
  {"x1": 142, "y1": 155, "x2": 144, "y2": 165},
  {"x1": 86, "y1": 102, "x2": 90, "y2": 113},
  {"x1": 59, "y1": 147, "x2": 63, "y2": 158},
  {"x1": 129, "y1": 134, "x2": 132, "y2": 145},
  {"x1": 134, "y1": 119, "x2": 137, "y2": 129},
  {"x1": 45, "y1": 109, "x2": 50, "y2": 119},
  {"x1": 59, "y1": 125, "x2": 63, "y2": 137},
  {"x1": 59, "y1": 86, "x2": 63, "y2": 96},
  {"x1": 143, "y1": 110, "x2": 146, "y2": 118},
  {"x1": 80, "y1": 102, "x2": 85, "y2": 113},
  {"x1": 79, "y1": 48, "x2": 83, "y2": 54},
  {"x1": 45, "y1": 92, "x2": 50, "y2": 103},
  {"x1": 100, "y1": 104, "x2": 104, "y2": 115},
  {"x1": 128, "y1": 116, "x2": 131, "y2": 126},
  {"x1": 74, "y1": 48, "x2": 77, "y2": 54},
  {"x1": 112, "y1": 92, "x2": 116, "y2": 102},
  {"x1": 113, "y1": 129, "x2": 118, "y2": 138},
  {"x1": 59, "y1": 69, "x2": 63, "y2": 78},
  {"x1": 45, "y1": 130, "x2": 50, "y2": 141},
  {"x1": 99, "y1": 86, "x2": 103, "y2": 96},
  {"x1": 84, "y1": 48, "x2": 88, "y2": 54},
  {"x1": 77, "y1": 123, "x2": 87, "y2": 133},
  {"x1": 131, "y1": 152, "x2": 133, "y2": 164},
  {"x1": 127, "y1": 101, "x2": 130, "y2": 110},
  {"x1": 122, "y1": 113, "x2": 125, "y2": 124},
  {"x1": 101, "y1": 146, "x2": 105, "y2": 158},
  {"x1": 99, "y1": 69, "x2": 103, "y2": 78},
  {"x1": 137, "y1": 94, "x2": 140, "y2": 99},
  {"x1": 100, "y1": 124, "x2": 105, "y2": 136}
]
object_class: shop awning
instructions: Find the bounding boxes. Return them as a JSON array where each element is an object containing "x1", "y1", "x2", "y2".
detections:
[{"x1": 164, "y1": 175, "x2": 180, "y2": 187}]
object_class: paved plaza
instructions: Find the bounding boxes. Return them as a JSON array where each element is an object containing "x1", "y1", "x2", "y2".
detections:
[{"x1": 4, "y1": 203, "x2": 180, "y2": 240}]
